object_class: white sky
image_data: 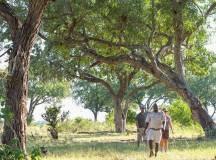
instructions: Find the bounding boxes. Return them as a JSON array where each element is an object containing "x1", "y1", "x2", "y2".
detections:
[{"x1": 33, "y1": 97, "x2": 107, "y2": 122}]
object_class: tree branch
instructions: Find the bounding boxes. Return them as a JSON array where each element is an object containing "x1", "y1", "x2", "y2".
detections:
[
  {"x1": 0, "y1": 1, "x2": 22, "y2": 39},
  {"x1": 128, "y1": 80, "x2": 159, "y2": 97},
  {"x1": 77, "y1": 71, "x2": 116, "y2": 97},
  {"x1": 156, "y1": 35, "x2": 173, "y2": 60}
]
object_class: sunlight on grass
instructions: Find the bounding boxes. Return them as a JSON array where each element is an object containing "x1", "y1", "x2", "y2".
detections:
[{"x1": 25, "y1": 123, "x2": 216, "y2": 160}]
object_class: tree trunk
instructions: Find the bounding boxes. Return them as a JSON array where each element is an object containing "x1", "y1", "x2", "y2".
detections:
[
  {"x1": 1, "y1": 47, "x2": 29, "y2": 152},
  {"x1": 149, "y1": 64, "x2": 216, "y2": 130},
  {"x1": 93, "y1": 112, "x2": 98, "y2": 122},
  {"x1": 122, "y1": 100, "x2": 129, "y2": 132},
  {"x1": 114, "y1": 98, "x2": 128, "y2": 133},
  {"x1": 113, "y1": 98, "x2": 124, "y2": 133},
  {"x1": 178, "y1": 88, "x2": 215, "y2": 130},
  {"x1": 27, "y1": 98, "x2": 36, "y2": 124},
  {"x1": 1, "y1": 0, "x2": 50, "y2": 153}
]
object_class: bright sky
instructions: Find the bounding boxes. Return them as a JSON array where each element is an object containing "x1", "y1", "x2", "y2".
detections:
[{"x1": 33, "y1": 97, "x2": 107, "y2": 122}]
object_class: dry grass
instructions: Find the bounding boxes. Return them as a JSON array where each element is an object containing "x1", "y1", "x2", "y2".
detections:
[{"x1": 26, "y1": 124, "x2": 216, "y2": 160}]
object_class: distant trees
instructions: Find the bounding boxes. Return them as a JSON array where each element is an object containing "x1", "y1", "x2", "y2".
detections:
[
  {"x1": 28, "y1": 80, "x2": 69, "y2": 123},
  {"x1": 72, "y1": 81, "x2": 112, "y2": 121}
]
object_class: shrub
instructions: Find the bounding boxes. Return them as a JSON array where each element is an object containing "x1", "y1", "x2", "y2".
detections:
[
  {"x1": 42, "y1": 104, "x2": 69, "y2": 139},
  {"x1": 58, "y1": 117, "x2": 113, "y2": 133},
  {"x1": 168, "y1": 99, "x2": 194, "y2": 126},
  {"x1": 31, "y1": 147, "x2": 42, "y2": 160},
  {"x1": 0, "y1": 144, "x2": 25, "y2": 160},
  {"x1": 126, "y1": 109, "x2": 137, "y2": 124}
]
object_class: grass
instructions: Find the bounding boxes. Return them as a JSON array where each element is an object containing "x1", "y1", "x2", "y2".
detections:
[
  {"x1": 25, "y1": 123, "x2": 216, "y2": 160},
  {"x1": 0, "y1": 121, "x2": 215, "y2": 160}
]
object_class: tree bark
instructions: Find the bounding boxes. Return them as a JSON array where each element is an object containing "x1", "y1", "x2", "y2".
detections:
[
  {"x1": 172, "y1": 0, "x2": 185, "y2": 82},
  {"x1": 114, "y1": 98, "x2": 124, "y2": 133},
  {"x1": 27, "y1": 98, "x2": 36, "y2": 124},
  {"x1": 113, "y1": 97, "x2": 130, "y2": 133},
  {"x1": 0, "y1": 0, "x2": 50, "y2": 152},
  {"x1": 177, "y1": 88, "x2": 215, "y2": 129}
]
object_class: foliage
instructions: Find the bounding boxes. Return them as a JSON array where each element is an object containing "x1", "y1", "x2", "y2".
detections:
[
  {"x1": 0, "y1": 144, "x2": 43, "y2": 160},
  {"x1": 126, "y1": 109, "x2": 137, "y2": 124},
  {"x1": 189, "y1": 67, "x2": 216, "y2": 117},
  {"x1": 72, "y1": 80, "x2": 112, "y2": 121},
  {"x1": 42, "y1": 104, "x2": 69, "y2": 139},
  {"x1": 0, "y1": 144, "x2": 25, "y2": 160},
  {"x1": 168, "y1": 99, "x2": 194, "y2": 126},
  {"x1": 30, "y1": 147, "x2": 42, "y2": 160},
  {"x1": 58, "y1": 117, "x2": 114, "y2": 133}
]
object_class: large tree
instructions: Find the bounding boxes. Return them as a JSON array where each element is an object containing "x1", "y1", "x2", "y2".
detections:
[
  {"x1": 41, "y1": 0, "x2": 216, "y2": 130},
  {"x1": 0, "y1": 0, "x2": 51, "y2": 152}
]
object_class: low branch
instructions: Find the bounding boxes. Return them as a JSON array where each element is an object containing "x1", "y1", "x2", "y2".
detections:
[
  {"x1": 77, "y1": 71, "x2": 116, "y2": 97},
  {"x1": 156, "y1": 36, "x2": 173, "y2": 60},
  {"x1": 128, "y1": 80, "x2": 159, "y2": 97},
  {"x1": 0, "y1": 1, "x2": 22, "y2": 39}
]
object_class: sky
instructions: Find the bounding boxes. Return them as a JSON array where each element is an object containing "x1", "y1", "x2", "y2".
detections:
[{"x1": 33, "y1": 97, "x2": 107, "y2": 122}]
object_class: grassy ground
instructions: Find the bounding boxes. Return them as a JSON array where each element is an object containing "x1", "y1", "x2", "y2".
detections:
[{"x1": 26, "y1": 124, "x2": 216, "y2": 160}]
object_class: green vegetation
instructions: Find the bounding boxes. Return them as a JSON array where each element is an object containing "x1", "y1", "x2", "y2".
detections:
[
  {"x1": 24, "y1": 121, "x2": 214, "y2": 160},
  {"x1": 42, "y1": 104, "x2": 69, "y2": 139},
  {"x1": 168, "y1": 99, "x2": 194, "y2": 126},
  {"x1": 1, "y1": 0, "x2": 216, "y2": 158}
]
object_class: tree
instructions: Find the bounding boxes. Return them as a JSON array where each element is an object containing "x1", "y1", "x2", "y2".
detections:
[
  {"x1": 0, "y1": 0, "x2": 51, "y2": 152},
  {"x1": 51, "y1": 0, "x2": 216, "y2": 130},
  {"x1": 36, "y1": 0, "x2": 216, "y2": 131},
  {"x1": 31, "y1": 45, "x2": 157, "y2": 132},
  {"x1": 28, "y1": 80, "x2": 70, "y2": 123},
  {"x1": 72, "y1": 81, "x2": 112, "y2": 121}
]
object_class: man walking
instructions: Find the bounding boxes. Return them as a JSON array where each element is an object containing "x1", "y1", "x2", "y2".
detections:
[
  {"x1": 135, "y1": 104, "x2": 148, "y2": 147},
  {"x1": 144, "y1": 103, "x2": 165, "y2": 157}
]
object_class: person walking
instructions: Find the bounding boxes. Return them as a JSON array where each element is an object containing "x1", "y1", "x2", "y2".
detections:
[
  {"x1": 144, "y1": 104, "x2": 165, "y2": 157},
  {"x1": 135, "y1": 104, "x2": 148, "y2": 147},
  {"x1": 160, "y1": 108, "x2": 173, "y2": 152}
]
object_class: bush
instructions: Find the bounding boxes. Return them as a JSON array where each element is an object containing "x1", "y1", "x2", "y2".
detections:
[
  {"x1": 126, "y1": 109, "x2": 137, "y2": 124},
  {"x1": 0, "y1": 144, "x2": 25, "y2": 160},
  {"x1": 58, "y1": 117, "x2": 113, "y2": 133},
  {"x1": 42, "y1": 104, "x2": 69, "y2": 139},
  {"x1": 31, "y1": 147, "x2": 42, "y2": 160},
  {"x1": 168, "y1": 99, "x2": 194, "y2": 126},
  {"x1": 0, "y1": 144, "x2": 42, "y2": 160}
]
